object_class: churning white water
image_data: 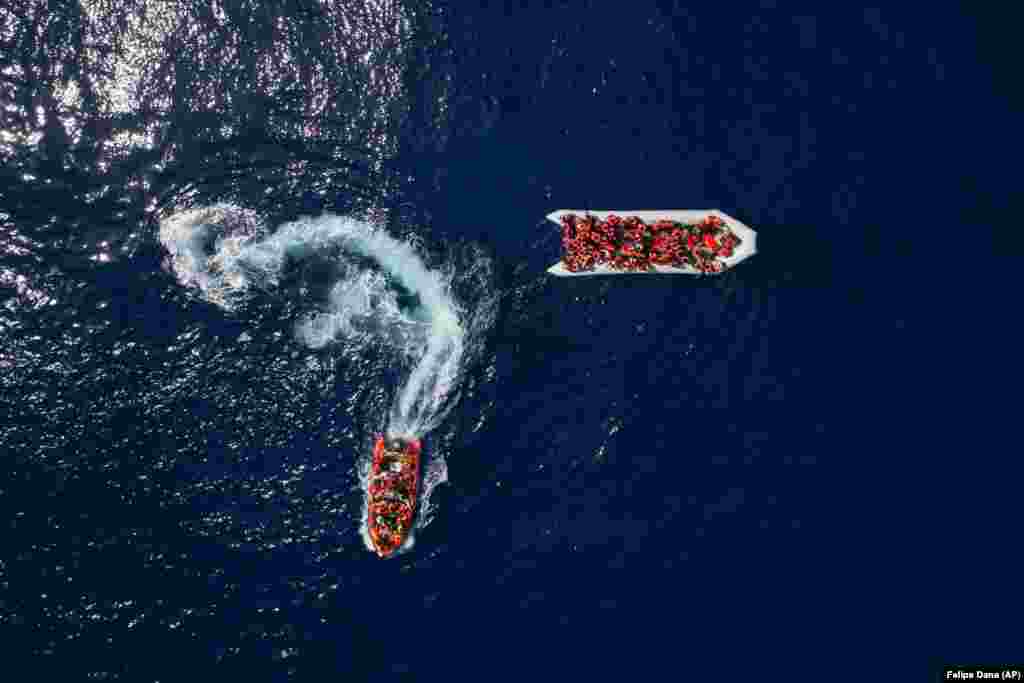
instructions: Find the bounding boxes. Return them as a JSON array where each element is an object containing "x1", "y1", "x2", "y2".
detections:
[{"x1": 159, "y1": 204, "x2": 485, "y2": 439}]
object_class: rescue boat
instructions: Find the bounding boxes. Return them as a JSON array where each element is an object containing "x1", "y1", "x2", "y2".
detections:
[
  {"x1": 546, "y1": 209, "x2": 757, "y2": 276},
  {"x1": 366, "y1": 435, "x2": 421, "y2": 558}
]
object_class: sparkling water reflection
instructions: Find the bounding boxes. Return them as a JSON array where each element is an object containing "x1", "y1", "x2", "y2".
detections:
[{"x1": 0, "y1": 0, "x2": 824, "y2": 677}]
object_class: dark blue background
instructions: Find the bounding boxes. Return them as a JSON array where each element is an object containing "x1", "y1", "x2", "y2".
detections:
[{"x1": 1, "y1": 1, "x2": 1017, "y2": 680}]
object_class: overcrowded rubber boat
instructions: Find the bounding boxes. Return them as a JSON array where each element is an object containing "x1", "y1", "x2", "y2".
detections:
[
  {"x1": 366, "y1": 435, "x2": 421, "y2": 558},
  {"x1": 547, "y1": 209, "x2": 757, "y2": 276}
]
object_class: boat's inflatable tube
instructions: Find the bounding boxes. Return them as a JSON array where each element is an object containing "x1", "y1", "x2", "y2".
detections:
[{"x1": 546, "y1": 209, "x2": 757, "y2": 277}]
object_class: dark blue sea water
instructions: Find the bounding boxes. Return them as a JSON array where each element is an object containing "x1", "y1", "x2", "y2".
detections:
[{"x1": 1, "y1": 1, "x2": 1017, "y2": 680}]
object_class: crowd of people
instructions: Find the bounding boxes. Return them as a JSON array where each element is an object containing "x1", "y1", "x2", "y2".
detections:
[
  {"x1": 559, "y1": 213, "x2": 742, "y2": 274},
  {"x1": 367, "y1": 443, "x2": 418, "y2": 556}
]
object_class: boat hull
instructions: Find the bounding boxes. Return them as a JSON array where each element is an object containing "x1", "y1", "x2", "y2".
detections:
[
  {"x1": 366, "y1": 436, "x2": 421, "y2": 558},
  {"x1": 546, "y1": 209, "x2": 757, "y2": 276}
]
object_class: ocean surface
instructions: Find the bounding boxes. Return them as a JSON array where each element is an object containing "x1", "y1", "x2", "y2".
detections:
[{"x1": 1, "y1": 1, "x2": 1016, "y2": 679}]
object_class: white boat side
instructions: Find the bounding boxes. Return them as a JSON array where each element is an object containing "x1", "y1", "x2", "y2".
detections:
[{"x1": 545, "y1": 209, "x2": 757, "y2": 277}]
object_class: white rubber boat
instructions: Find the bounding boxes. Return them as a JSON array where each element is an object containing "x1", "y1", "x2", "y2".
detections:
[{"x1": 546, "y1": 209, "x2": 758, "y2": 277}]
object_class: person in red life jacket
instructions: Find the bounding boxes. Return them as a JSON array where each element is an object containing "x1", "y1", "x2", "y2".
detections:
[
  {"x1": 718, "y1": 233, "x2": 735, "y2": 258},
  {"x1": 560, "y1": 215, "x2": 579, "y2": 270},
  {"x1": 581, "y1": 215, "x2": 604, "y2": 269},
  {"x1": 623, "y1": 217, "x2": 649, "y2": 269},
  {"x1": 650, "y1": 231, "x2": 674, "y2": 265},
  {"x1": 561, "y1": 214, "x2": 597, "y2": 272},
  {"x1": 701, "y1": 215, "x2": 724, "y2": 230},
  {"x1": 597, "y1": 218, "x2": 617, "y2": 265},
  {"x1": 650, "y1": 223, "x2": 684, "y2": 267}
]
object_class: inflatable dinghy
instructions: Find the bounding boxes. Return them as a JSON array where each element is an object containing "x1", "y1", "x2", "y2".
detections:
[
  {"x1": 547, "y1": 209, "x2": 757, "y2": 276},
  {"x1": 366, "y1": 436, "x2": 421, "y2": 558}
]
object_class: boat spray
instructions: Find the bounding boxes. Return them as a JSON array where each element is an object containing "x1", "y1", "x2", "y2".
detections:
[{"x1": 160, "y1": 205, "x2": 495, "y2": 556}]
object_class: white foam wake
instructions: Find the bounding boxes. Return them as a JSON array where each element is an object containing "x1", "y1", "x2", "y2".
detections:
[{"x1": 159, "y1": 205, "x2": 479, "y2": 438}]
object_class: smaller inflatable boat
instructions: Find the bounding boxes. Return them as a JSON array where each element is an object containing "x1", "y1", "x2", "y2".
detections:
[
  {"x1": 366, "y1": 436, "x2": 421, "y2": 558},
  {"x1": 547, "y1": 209, "x2": 757, "y2": 276}
]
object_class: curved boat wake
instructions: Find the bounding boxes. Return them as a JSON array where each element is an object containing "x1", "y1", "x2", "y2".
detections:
[{"x1": 159, "y1": 205, "x2": 496, "y2": 552}]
